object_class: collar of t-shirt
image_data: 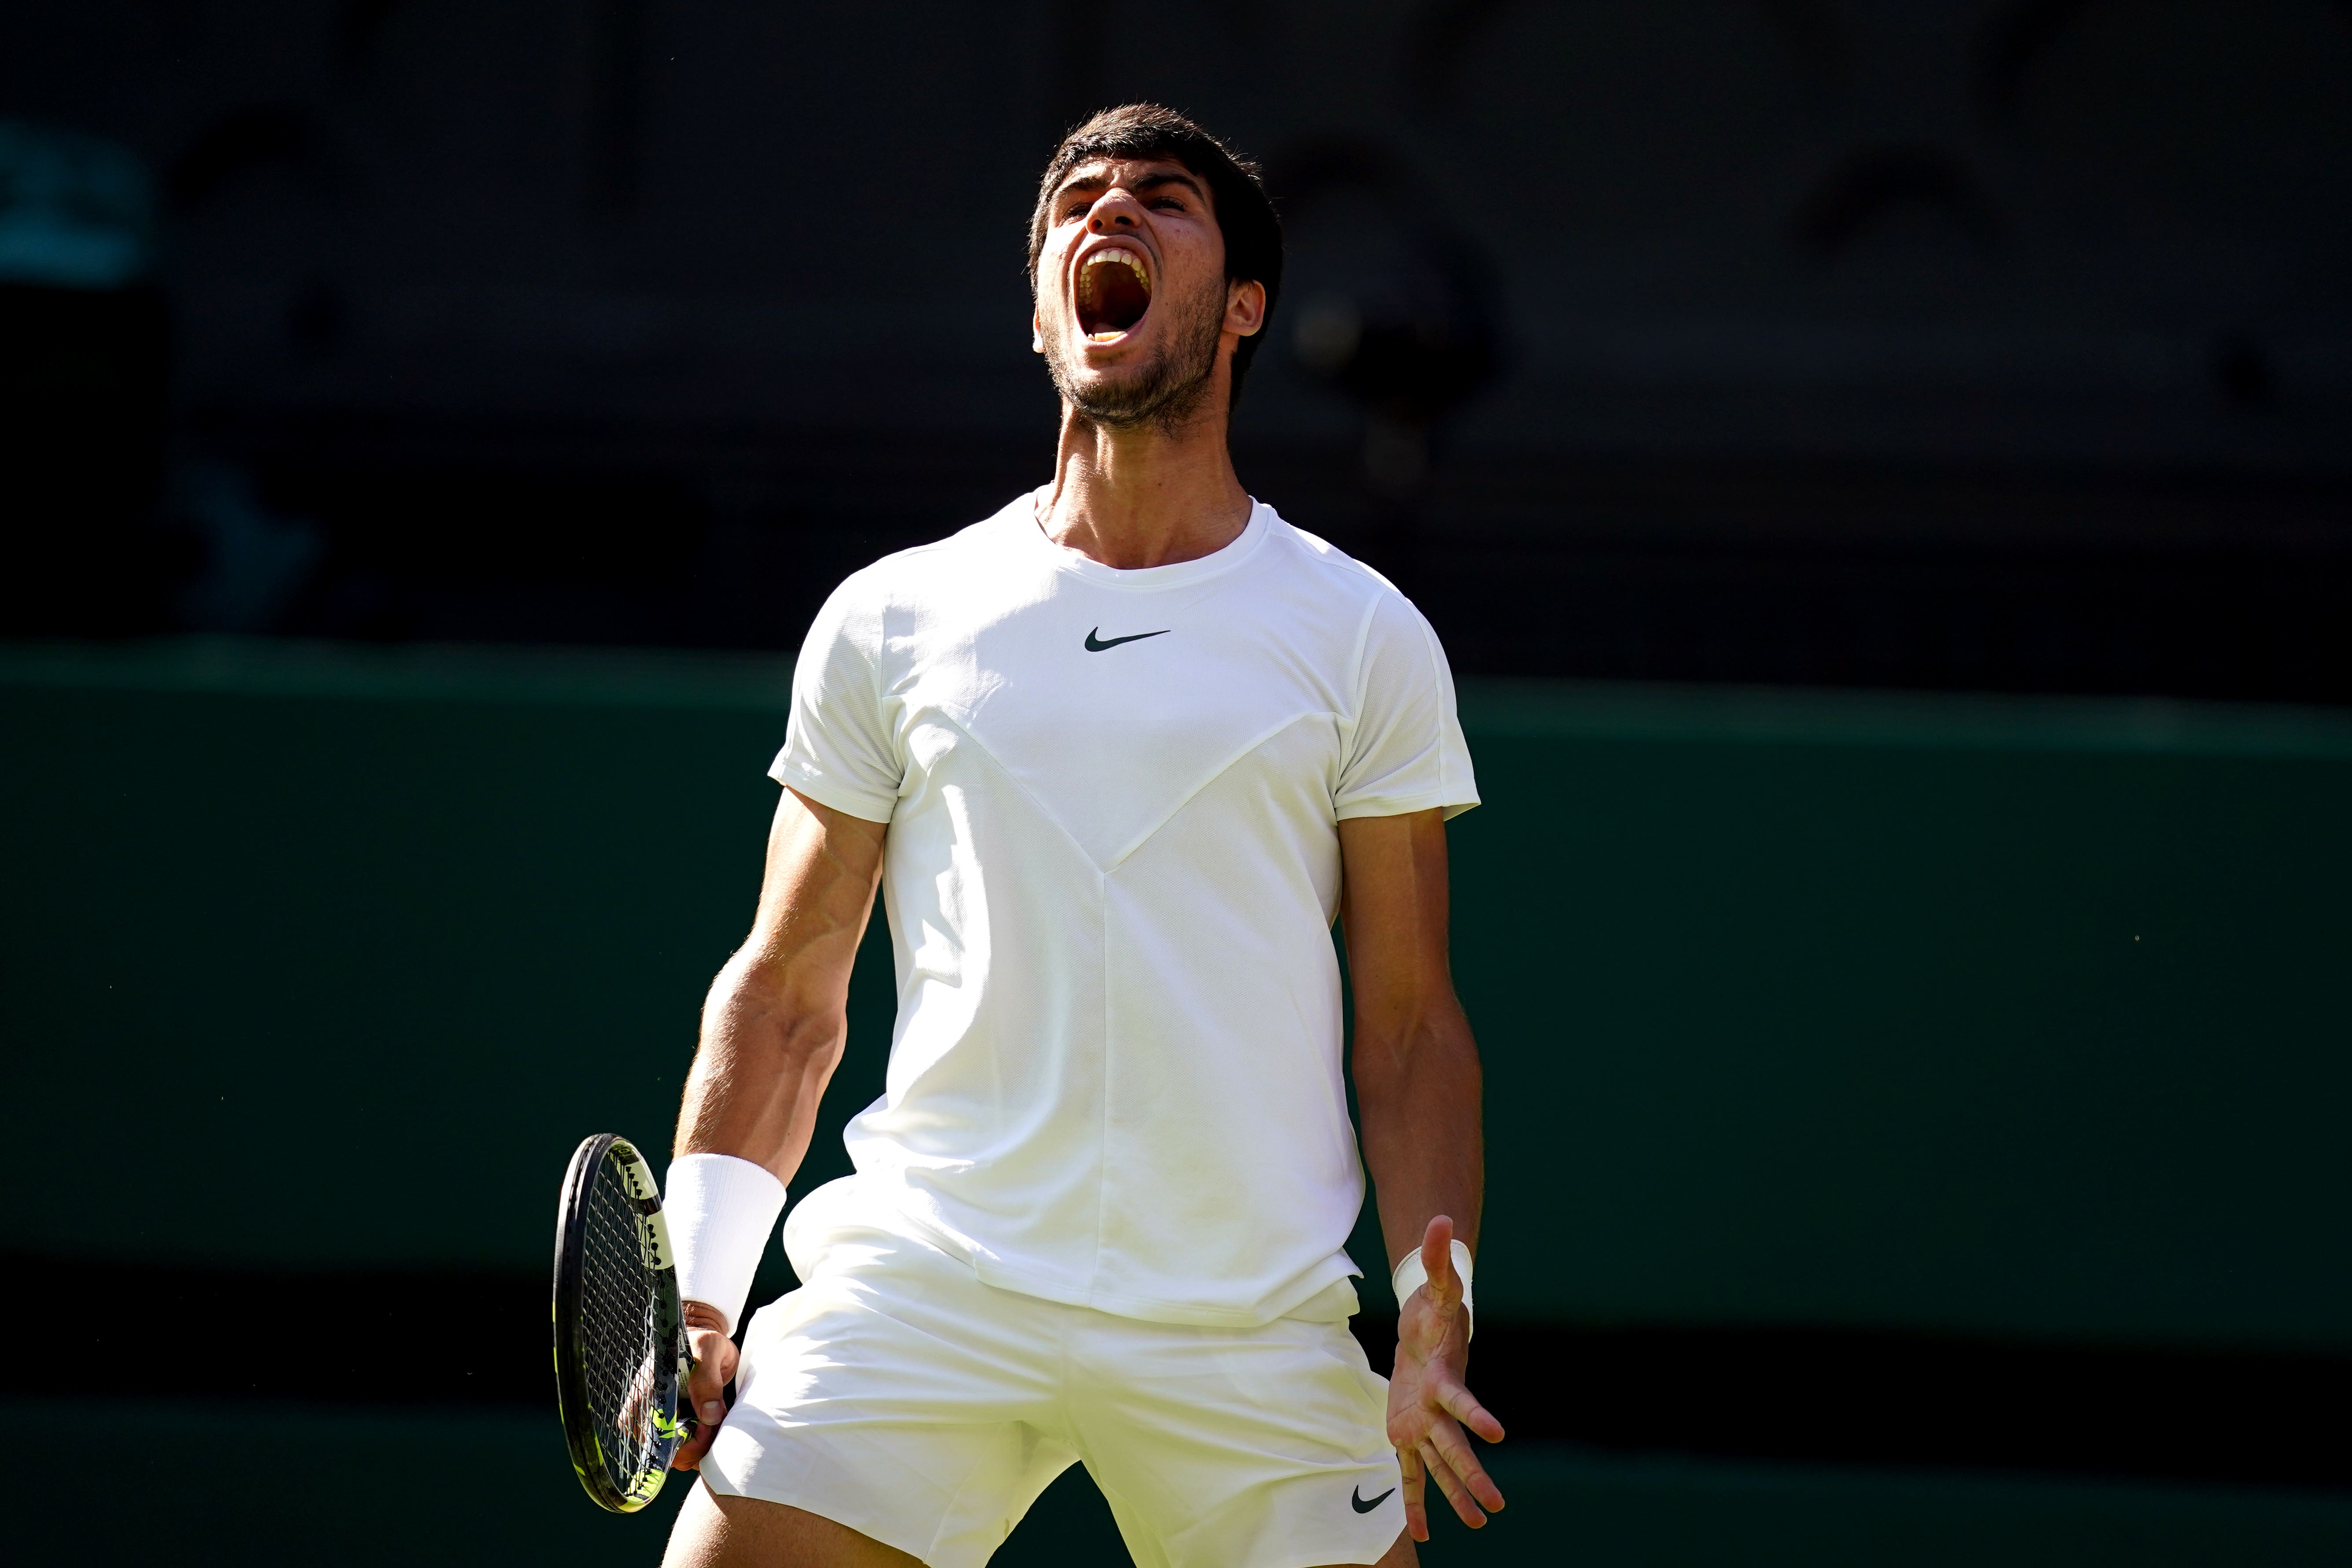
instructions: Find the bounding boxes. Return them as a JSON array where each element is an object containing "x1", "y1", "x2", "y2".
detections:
[{"x1": 1014, "y1": 488, "x2": 1272, "y2": 590}]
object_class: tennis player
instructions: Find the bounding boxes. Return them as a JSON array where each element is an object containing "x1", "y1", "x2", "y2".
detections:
[{"x1": 657, "y1": 105, "x2": 1499, "y2": 1568}]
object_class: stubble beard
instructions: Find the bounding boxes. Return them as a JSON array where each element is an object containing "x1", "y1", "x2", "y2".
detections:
[{"x1": 1043, "y1": 274, "x2": 1227, "y2": 439}]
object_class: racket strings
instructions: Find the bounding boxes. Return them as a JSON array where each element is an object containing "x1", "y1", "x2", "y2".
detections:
[{"x1": 582, "y1": 1167, "x2": 665, "y2": 1488}]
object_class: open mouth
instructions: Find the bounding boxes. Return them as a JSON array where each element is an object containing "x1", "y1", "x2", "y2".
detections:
[{"x1": 1076, "y1": 247, "x2": 1152, "y2": 340}]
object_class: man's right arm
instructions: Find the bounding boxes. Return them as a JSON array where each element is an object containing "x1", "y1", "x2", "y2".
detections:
[{"x1": 669, "y1": 785, "x2": 887, "y2": 1468}]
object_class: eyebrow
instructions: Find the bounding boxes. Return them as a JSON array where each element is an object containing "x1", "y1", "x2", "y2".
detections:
[{"x1": 1052, "y1": 167, "x2": 1208, "y2": 208}]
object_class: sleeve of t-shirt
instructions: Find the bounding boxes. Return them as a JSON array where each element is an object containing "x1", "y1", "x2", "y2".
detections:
[
  {"x1": 1335, "y1": 588, "x2": 1479, "y2": 821},
  {"x1": 768, "y1": 572, "x2": 903, "y2": 823}
]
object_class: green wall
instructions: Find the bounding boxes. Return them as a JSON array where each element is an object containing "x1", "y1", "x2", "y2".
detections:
[
  {"x1": 5, "y1": 640, "x2": 2348, "y2": 1350},
  {"x1": 1452, "y1": 682, "x2": 2352, "y2": 1347}
]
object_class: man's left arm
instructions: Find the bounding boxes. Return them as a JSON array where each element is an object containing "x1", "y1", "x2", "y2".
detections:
[{"x1": 1340, "y1": 806, "x2": 1507, "y2": 1542}]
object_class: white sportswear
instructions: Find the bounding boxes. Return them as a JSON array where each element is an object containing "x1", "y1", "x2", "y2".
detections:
[
  {"x1": 663, "y1": 1152, "x2": 787, "y2": 1337},
  {"x1": 772, "y1": 493, "x2": 1478, "y2": 1327},
  {"x1": 707, "y1": 1186, "x2": 1405, "y2": 1568}
]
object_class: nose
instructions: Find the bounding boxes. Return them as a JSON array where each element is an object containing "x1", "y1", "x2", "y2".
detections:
[{"x1": 1087, "y1": 187, "x2": 1145, "y2": 233}]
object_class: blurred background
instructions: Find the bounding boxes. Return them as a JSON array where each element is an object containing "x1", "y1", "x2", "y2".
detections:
[{"x1": 3, "y1": 2, "x2": 2349, "y2": 1563}]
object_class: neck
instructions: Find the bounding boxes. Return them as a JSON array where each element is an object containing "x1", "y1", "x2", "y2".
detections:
[{"x1": 1038, "y1": 390, "x2": 1253, "y2": 570}]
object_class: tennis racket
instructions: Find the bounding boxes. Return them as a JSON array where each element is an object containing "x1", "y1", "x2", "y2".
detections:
[{"x1": 553, "y1": 1132, "x2": 692, "y2": 1512}]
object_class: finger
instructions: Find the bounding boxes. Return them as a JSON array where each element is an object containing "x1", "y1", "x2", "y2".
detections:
[
  {"x1": 674, "y1": 1336, "x2": 735, "y2": 1468},
  {"x1": 1418, "y1": 1437, "x2": 1487, "y2": 1529},
  {"x1": 1421, "y1": 1215, "x2": 1459, "y2": 1308},
  {"x1": 1398, "y1": 1445, "x2": 1429, "y2": 1543},
  {"x1": 684, "y1": 1361, "x2": 730, "y2": 1429},
  {"x1": 672, "y1": 1390, "x2": 721, "y2": 1470},
  {"x1": 672, "y1": 1394, "x2": 729, "y2": 1469},
  {"x1": 1435, "y1": 1376, "x2": 1506, "y2": 1444},
  {"x1": 1427, "y1": 1419, "x2": 1507, "y2": 1514}
]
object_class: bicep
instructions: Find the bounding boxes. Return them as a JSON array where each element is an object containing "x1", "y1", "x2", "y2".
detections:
[
  {"x1": 739, "y1": 787, "x2": 888, "y2": 1005},
  {"x1": 1337, "y1": 808, "x2": 1454, "y2": 1027}
]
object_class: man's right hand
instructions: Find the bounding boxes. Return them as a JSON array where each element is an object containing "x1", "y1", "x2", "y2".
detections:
[{"x1": 671, "y1": 1300, "x2": 737, "y2": 1470}]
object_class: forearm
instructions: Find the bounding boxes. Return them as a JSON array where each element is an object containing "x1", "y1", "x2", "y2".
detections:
[
  {"x1": 1353, "y1": 998, "x2": 1484, "y2": 1269},
  {"x1": 672, "y1": 957, "x2": 847, "y2": 1187},
  {"x1": 666, "y1": 788, "x2": 883, "y2": 1447}
]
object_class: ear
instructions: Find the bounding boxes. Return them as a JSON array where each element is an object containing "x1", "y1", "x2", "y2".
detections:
[
  {"x1": 1031, "y1": 307, "x2": 1044, "y2": 355},
  {"x1": 1224, "y1": 278, "x2": 1267, "y2": 340}
]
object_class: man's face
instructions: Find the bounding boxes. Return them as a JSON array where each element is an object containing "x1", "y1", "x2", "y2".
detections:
[{"x1": 1032, "y1": 156, "x2": 1261, "y2": 431}]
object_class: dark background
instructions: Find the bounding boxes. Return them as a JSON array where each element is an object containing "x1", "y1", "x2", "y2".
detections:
[
  {"x1": 7, "y1": 0, "x2": 2352, "y2": 694},
  {"x1": 4, "y1": 4, "x2": 2351, "y2": 1564}
]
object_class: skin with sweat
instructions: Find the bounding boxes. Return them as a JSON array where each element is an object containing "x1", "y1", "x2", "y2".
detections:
[{"x1": 658, "y1": 157, "x2": 1500, "y2": 1568}]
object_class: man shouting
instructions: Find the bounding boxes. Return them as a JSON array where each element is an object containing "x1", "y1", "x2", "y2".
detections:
[{"x1": 658, "y1": 104, "x2": 1501, "y2": 1568}]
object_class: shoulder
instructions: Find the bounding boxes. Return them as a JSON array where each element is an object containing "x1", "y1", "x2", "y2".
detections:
[
  {"x1": 1250, "y1": 510, "x2": 1459, "y2": 718},
  {"x1": 820, "y1": 494, "x2": 1036, "y2": 615},
  {"x1": 1261, "y1": 514, "x2": 1402, "y2": 606},
  {"x1": 1257, "y1": 508, "x2": 1435, "y2": 640}
]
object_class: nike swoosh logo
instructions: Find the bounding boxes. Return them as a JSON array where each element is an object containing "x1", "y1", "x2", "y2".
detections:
[
  {"x1": 1084, "y1": 627, "x2": 1171, "y2": 652},
  {"x1": 1351, "y1": 1486, "x2": 1396, "y2": 1514}
]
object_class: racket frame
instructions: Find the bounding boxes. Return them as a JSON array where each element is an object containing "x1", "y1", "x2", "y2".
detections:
[{"x1": 553, "y1": 1132, "x2": 692, "y2": 1513}]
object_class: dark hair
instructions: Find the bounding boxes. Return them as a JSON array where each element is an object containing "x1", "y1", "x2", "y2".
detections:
[{"x1": 1028, "y1": 104, "x2": 1283, "y2": 410}]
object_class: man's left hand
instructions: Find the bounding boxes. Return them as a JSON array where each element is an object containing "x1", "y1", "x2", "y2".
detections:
[{"x1": 1385, "y1": 1215, "x2": 1505, "y2": 1541}]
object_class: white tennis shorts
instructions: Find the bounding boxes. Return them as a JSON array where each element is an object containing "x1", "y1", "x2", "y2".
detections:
[{"x1": 702, "y1": 1180, "x2": 1405, "y2": 1568}]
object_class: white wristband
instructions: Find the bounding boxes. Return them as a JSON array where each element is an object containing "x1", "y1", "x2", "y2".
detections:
[
  {"x1": 1390, "y1": 1239, "x2": 1476, "y2": 1341},
  {"x1": 663, "y1": 1153, "x2": 788, "y2": 1338}
]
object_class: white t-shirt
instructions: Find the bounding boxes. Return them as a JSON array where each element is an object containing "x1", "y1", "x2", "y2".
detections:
[{"x1": 771, "y1": 493, "x2": 1478, "y2": 1327}]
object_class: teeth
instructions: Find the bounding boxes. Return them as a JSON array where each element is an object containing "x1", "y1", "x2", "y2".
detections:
[{"x1": 1078, "y1": 248, "x2": 1150, "y2": 301}]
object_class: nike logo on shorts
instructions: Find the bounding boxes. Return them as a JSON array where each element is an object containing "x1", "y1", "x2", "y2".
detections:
[{"x1": 1351, "y1": 1485, "x2": 1396, "y2": 1513}]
